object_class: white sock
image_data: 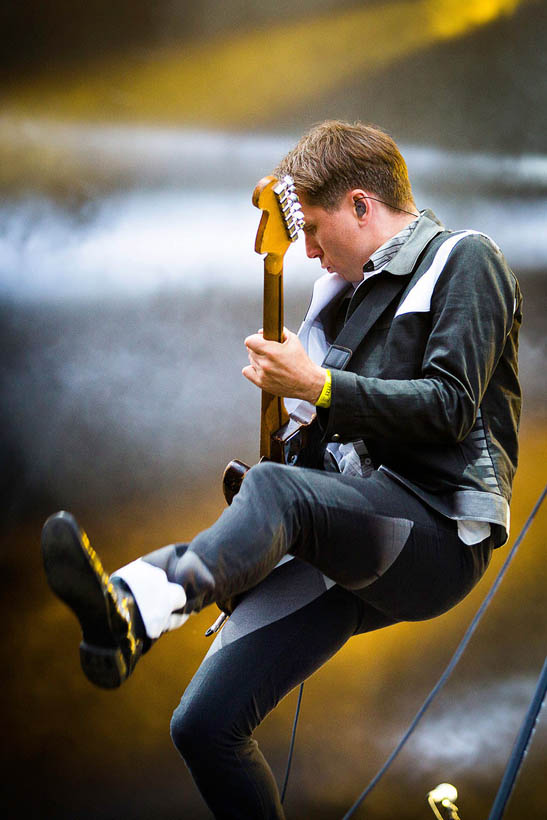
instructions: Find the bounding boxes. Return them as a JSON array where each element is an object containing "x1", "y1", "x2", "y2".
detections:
[{"x1": 111, "y1": 558, "x2": 188, "y2": 639}]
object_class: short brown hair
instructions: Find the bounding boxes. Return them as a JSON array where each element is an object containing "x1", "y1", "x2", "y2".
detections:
[{"x1": 275, "y1": 120, "x2": 415, "y2": 212}]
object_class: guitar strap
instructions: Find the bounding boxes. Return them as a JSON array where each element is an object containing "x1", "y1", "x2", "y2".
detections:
[
  {"x1": 322, "y1": 273, "x2": 407, "y2": 371},
  {"x1": 322, "y1": 228, "x2": 480, "y2": 371},
  {"x1": 314, "y1": 273, "x2": 409, "y2": 477}
]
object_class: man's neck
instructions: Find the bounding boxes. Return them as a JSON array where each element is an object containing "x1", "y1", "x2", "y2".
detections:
[
  {"x1": 371, "y1": 211, "x2": 417, "y2": 252},
  {"x1": 364, "y1": 213, "x2": 419, "y2": 277}
]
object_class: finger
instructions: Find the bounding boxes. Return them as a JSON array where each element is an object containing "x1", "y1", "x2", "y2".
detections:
[
  {"x1": 242, "y1": 365, "x2": 260, "y2": 386},
  {"x1": 247, "y1": 348, "x2": 261, "y2": 368},
  {"x1": 244, "y1": 333, "x2": 268, "y2": 353},
  {"x1": 283, "y1": 327, "x2": 300, "y2": 343}
]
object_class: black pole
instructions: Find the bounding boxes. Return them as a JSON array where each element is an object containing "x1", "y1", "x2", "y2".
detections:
[{"x1": 488, "y1": 655, "x2": 547, "y2": 820}]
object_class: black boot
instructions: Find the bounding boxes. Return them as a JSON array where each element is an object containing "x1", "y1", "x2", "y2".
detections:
[{"x1": 41, "y1": 511, "x2": 149, "y2": 689}]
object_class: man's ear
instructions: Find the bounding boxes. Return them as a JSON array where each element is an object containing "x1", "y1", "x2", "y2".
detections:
[
  {"x1": 350, "y1": 189, "x2": 369, "y2": 221},
  {"x1": 354, "y1": 199, "x2": 367, "y2": 217}
]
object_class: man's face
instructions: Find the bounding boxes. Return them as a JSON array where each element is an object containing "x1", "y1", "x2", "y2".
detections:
[{"x1": 300, "y1": 194, "x2": 366, "y2": 283}]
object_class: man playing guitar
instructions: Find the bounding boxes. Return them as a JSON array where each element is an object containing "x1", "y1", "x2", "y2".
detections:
[{"x1": 42, "y1": 120, "x2": 521, "y2": 819}]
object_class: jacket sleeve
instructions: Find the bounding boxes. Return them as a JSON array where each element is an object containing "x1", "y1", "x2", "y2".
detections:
[{"x1": 321, "y1": 235, "x2": 519, "y2": 444}]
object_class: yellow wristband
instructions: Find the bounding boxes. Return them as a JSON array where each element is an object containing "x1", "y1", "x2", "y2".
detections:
[{"x1": 316, "y1": 368, "x2": 332, "y2": 408}]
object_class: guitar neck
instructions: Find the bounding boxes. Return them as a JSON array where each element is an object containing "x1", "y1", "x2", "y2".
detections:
[
  {"x1": 263, "y1": 254, "x2": 284, "y2": 341},
  {"x1": 260, "y1": 254, "x2": 290, "y2": 459},
  {"x1": 250, "y1": 173, "x2": 303, "y2": 461}
]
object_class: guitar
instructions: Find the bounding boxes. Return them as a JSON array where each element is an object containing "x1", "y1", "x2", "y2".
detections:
[{"x1": 222, "y1": 174, "x2": 312, "y2": 504}]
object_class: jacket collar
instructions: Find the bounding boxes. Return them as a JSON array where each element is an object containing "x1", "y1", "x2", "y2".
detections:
[{"x1": 383, "y1": 209, "x2": 445, "y2": 277}]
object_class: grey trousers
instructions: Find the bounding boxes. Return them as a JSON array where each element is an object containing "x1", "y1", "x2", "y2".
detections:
[
  {"x1": 144, "y1": 462, "x2": 492, "y2": 623},
  {"x1": 141, "y1": 463, "x2": 492, "y2": 819}
]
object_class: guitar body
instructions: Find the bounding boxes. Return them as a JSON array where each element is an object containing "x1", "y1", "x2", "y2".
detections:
[
  {"x1": 222, "y1": 401, "x2": 319, "y2": 503},
  {"x1": 222, "y1": 458, "x2": 251, "y2": 505},
  {"x1": 222, "y1": 175, "x2": 307, "y2": 504}
]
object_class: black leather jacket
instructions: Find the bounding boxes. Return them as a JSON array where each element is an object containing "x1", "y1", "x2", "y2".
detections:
[{"x1": 315, "y1": 210, "x2": 521, "y2": 546}]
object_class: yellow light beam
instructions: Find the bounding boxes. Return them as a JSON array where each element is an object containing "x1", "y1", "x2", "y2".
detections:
[{"x1": 5, "y1": 0, "x2": 530, "y2": 125}]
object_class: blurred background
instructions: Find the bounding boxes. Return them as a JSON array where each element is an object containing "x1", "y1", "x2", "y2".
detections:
[{"x1": 1, "y1": 0, "x2": 546, "y2": 817}]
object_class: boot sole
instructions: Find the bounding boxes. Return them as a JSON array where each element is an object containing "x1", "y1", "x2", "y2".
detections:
[{"x1": 41, "y1": 511, "x2": 127, "y2": 688}]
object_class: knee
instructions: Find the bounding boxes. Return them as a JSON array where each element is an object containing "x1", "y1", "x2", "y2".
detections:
[
  {"x1": 170, "y1": 694, "x2": 229, "y2": 761},
  {"x1": 239, "y1": 461, "x2": 293, "y2": 506},
  {"x1": 245, "y1": 460, "x2": 286, "y2": 489},
  {"x1": 170, "y1": 699, "x2": 207, "y2": 760}
]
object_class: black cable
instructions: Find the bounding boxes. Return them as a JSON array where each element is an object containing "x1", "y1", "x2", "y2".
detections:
[
  {"x1": 342, "y1": 482, "x2": 547, "y2": 819},
  {"x1": 488, "y1": 654, "x2": 547, "y2": 820},
  {"x1": 353, "y1": 195, "x2": 420, "y2": 218},
  {"x1": 281, "y1": 681, "x2": 305, "y2": 804}
]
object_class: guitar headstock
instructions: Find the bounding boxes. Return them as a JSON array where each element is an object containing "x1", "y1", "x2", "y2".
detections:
[{"x1": 253, "y1": 175, "x2": 304, "y2": 257}]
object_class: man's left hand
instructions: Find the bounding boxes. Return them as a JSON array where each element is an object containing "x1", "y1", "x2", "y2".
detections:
[{"x1": 243, "y1": 328, "x2": 326, "y2": 403}]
